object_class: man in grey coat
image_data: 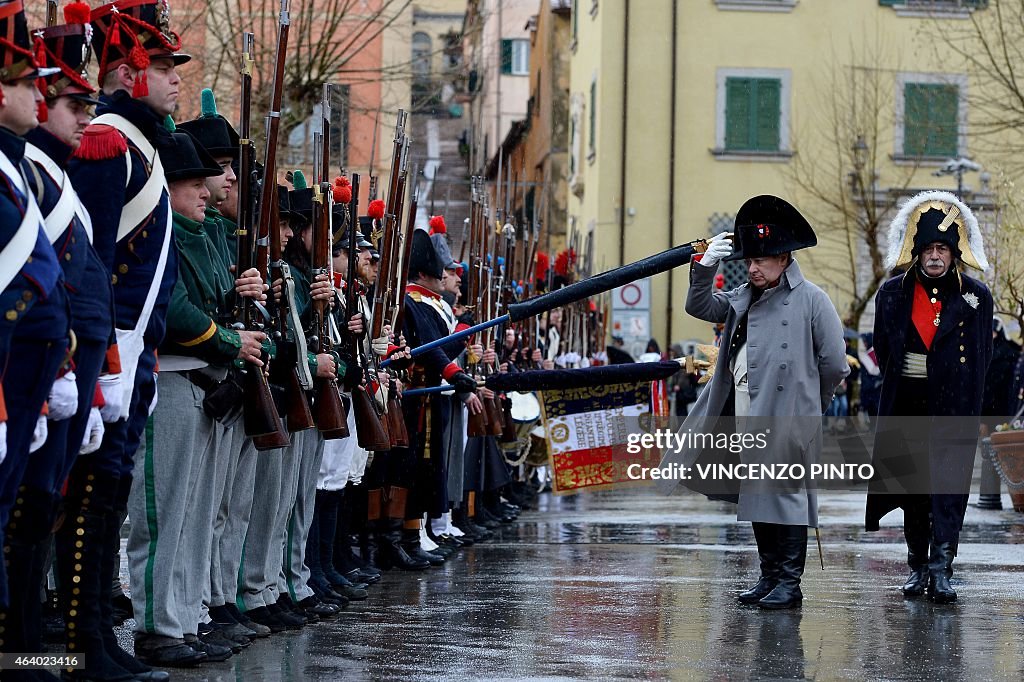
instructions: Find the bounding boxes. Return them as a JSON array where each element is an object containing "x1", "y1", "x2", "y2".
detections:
[{"x1": 660, "y1": 195, "x2": 848, "y2": 609}]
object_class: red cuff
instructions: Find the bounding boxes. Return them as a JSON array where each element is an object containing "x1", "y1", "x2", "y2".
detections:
[
  {"x1": 442, "y1": 363, "x2": 461, "y2": 381},
  {"x1": 0, "y1": 385, "x2": 6, "y2": 422},
  {"x1": 105, "y1": 345, "x2": 122, "y2": 374},
  {"x1": 386, "y1": 344, "x2": 401, "y2": 357},
  {"x1": 93, "y1": 385, "x2": 105, "y2": 408}
]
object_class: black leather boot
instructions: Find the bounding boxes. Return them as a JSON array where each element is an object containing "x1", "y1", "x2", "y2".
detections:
[
  {"x1": 56, "y1": 465, "x2": 137, "y2": 680},
  {"x1": 758, "y1": 525, "x2": 807, "y2": 610},
  {"x1": 927, "y1": 539, "x2": 957, "y2": 604},
  {"x1": 2, "y1": 484, "x2": 60, "y2": 681},
  {"x1": 901, "y1": 507, "x2": 930, "y2": 597},
  {"x1": 738, "y1": 522, "x2": 780, "y2": 604},
  {"x1": 375, "y1": 520, "x2": 429, "y2": 571},
  {"x1": 101, "y1": 476, "x2": 171, "y2": 681},
  {"x1": 401, "y1": 527, "x2": 444, "y2": 566}
]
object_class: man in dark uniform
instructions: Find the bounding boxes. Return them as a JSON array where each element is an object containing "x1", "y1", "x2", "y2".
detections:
[
  {"x1": 393, "y1": 229, "x2": 481, "y2": 567},
  {"x1": 12, "y1": 8, "x2": 121, "y2": 670},
  {"x1": 865, "y1": 191, "x2": 993, "y2": 604},
  {"x1": 0, "y1": 0, "x2": 68, "y2": 640},
  {"x1": 64, "y1": 0, "x2": 192, "y2": 671}
]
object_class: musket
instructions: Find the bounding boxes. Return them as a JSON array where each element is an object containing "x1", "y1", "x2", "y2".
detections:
[
  {"x1": 344, "y1": 172, "x2": 390, "y2": 451},
  {"x1": 234, "y1": 30, "x2": 285, "y2": 443},
  {"x1": 464, "y1": 178, "x2": 489, "y2": 436},
  {"x1": 383, "y1": 237, "x2": 714, "y2": 366},
  {"x1": 310, "y1": 106, "x2": 349, "y2": 439},
  {"x1": 370, "y1": 110, "x2": 406, "y2": 345},
  {"x1": 392, "y1": 163, "x2": 418, "y2": 337},
  {"x1": 384, "y1": 136, "x2": 411, "y2": 329}
]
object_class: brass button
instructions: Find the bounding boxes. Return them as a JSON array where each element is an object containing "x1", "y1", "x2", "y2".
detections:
[
  {"x1": 111, "y1": 274, "x2": 118, "y2": 285},
  {"x1": 14, "y1": 301, "x2": 24, "y2": 311},
  {"x1": 5, "y1": 311, "x2": 16, "y2": 321},
  {"x1": 960, "y1": 345, "x2": 965, "y2": 351},
  {"x1": 65, "y1": 252, "x2": 72, "y2": 261},
  {"x1": 142, "y1": 230, "x2": 148, "y2": 238},
  {"x1": 960, "y1": 357, "x2": 966, "y2": 363},
  {"x1": 932, "y1": 288, "x2": 938, "y2": 294},
  {"x1": 119, "y1": 264, "x2": 129, "y2": 274},
  {"x1": 21, "y1": 291, "x2": 31, "y2": 301},
  {"x1": 930, "y1": 297, "x2": 936, "y2": 303},
  {"x1": 959, "y1": 322, "x2": 964, "y2": 327}
]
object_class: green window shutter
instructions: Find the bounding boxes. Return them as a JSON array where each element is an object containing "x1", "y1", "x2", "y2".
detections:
[
  {"x1": 754, "y1": 79, "x2": 781, "y2": 151},
  {"x1": 904, "y1": 82, "x2": 958, "y2": 157},
  {"x1": 878, "y1": 0, "x2": 900, "y2": 6},
  {"x1": 725, "y1": 77, "x2": 781, "y2": 151},
  {"x1": 501, "y1": 39, "x2": 512, "y2": 75},
  {"x1": 725, "y1": 78, "x2": 752, "y2": 150}
]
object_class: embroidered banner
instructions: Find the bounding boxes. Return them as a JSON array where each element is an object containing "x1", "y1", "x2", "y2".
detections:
[{"x1": 541, "y1": 381, "x2": 659, "y2": 494}]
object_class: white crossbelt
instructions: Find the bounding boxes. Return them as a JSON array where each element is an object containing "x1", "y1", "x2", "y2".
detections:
[
  {"x1": 0, "y1": 151, "x2": 48, "y2": 293},
  {"x1": 24, "y1": 142, "x2": 93, "y2": 243}
]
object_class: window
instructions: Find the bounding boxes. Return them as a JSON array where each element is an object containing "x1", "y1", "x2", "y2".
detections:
[
  {"x1": 895, "y1": 73, "x2": 967, "y2": 159},
  {"x1": 411, "y1": 32, "x2": 432, "y2": 84},
  {"x1": 501, "y1": 39, "x2": 529, "y2": 76},
  {"x1": 715, "y1": 0, "x2": 797, "y2": 11},
  {"x1": 879, "y1": 0, "x2": 987, "y2": 9},
  {"x1": 569, "y1": 93, "x2": 585, "y2": 195},
  {"x1": 726, "y1": 77, "x2": 780, "y2": 151},
  {"x1": 588, "y1": 78, "x2": 597, "y2": 160},
  {"x1": 714, "y1": 68, "x2": 791, "y2": 158}
]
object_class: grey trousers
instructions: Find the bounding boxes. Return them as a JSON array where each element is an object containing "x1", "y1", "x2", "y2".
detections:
[
  {"x1": 283, "y1": 429, "x2": 325, "y2": 602},
  {"x1": 127, "y1": 371, "x2": 218, "y2": 639},
  {"x1": 209, "y1": 423, "x2": 256, "y2": 610},
  {"x1": 237, "y1": 436, "x2": 285, "y2": 612}
]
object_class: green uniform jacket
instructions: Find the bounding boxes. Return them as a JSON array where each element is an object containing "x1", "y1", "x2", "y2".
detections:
[
  {"x1": 160, "y1": 212, "x2": 242, "y2": 364},
  {"x1": 205, "y1": 207, "x2": 238, "y2": 272}
]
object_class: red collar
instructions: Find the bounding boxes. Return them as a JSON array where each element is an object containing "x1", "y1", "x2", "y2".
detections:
[{"x1": 406, "y1": 283, "x2": 440, "y2": 300}]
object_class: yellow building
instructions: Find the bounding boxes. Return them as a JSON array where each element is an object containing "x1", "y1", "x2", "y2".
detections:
[{"x1": 568, "y1": 0, "x2": 999, "y2": 356}]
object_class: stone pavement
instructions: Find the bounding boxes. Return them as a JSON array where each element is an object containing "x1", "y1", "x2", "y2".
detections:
[{"x1": 108, "y1": 488, "x2": 1024, "y2": 681}]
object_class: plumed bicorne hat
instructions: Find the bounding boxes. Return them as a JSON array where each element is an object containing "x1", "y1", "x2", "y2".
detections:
[
  {"x1": 177, "y1": 89, "x2": 240, "y2": 159},
  {"x1": 885, "y1": 190, "x2": 988, "y2": 272}
]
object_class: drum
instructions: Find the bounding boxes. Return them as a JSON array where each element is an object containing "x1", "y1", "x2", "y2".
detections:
[
  {"x1": 526, "y1": 424, "x2": 549, "y2": 467},
  {"x1": 502, "y1": 392, "x2": 542, "y2": 465}
]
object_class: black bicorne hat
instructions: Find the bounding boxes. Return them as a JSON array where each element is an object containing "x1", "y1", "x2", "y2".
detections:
[
  {"x1": 162, "y1": 130, "x2": 223, "y2": 183},
  {"x1": 409, "y1": 228, "x2": 443, "y2": 280},
  {"x1": 177, "y1": 89, "x2": 240, "y2": 160},
  {"x1": 725, "y1": 194, "x2": 817, "y2": 261}
]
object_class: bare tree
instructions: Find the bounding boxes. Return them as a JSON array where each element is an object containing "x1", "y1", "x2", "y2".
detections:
[
  {"x1": 926, "y1": 0, "x2": 1024, "y2": 173},
  {"x1": 786, "y1": 34, "x2": 921, "y2": 331}
]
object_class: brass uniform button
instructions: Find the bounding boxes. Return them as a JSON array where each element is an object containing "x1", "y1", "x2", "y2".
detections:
[
  {"x1": 65, "y1": 252, "x2": 72, "y2": 261},
  {"x1": 5, "y1": 311, "x2": 16, "y2": 321},
  {"x1": 119, "y1": 264, "x2": 129, "y2": 274},
  {"x1": 15, "y1": 301, "x2": 25, "y2": 311},
  {"x1": 960, "y1": 357, "x2": 966, "y2": 363},
  {"x1": 22, "y1": 291, "x2": 31, "y2": 301},
  {"x1": 111, "y1": 274, "x2": 118, "y2": 285},
  {"x1": 960, "y1": 345, "x2": 965, "y2": 351}
]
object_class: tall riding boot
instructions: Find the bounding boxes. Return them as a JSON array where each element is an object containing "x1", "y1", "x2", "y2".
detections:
[
  {"x1": 2, "y1": 484, "x2": 60, "y2": 681},
  {"x1": 360, "y1": 488, "x2": 384, "y2": 572},
  {"x1": 56, "y1": 464, "x2": 134, "y2": 681},
  {"x1": 99, "y1": 476, "x2": 170, "y2": 681},
  {"x1": 738, "y1": 522, "x2": 780, "y2": 604},
  {"x1": 927, "y1": 537, "x2": 957, "y2": 604},
  {"x1": 901, "y1": 506, "x2": 931, "y2": 597},
  {"x1": 331, "y1": 489, "x2": 380, "y2": 584},
  {"x1": 400, "y1": 523, "x2": 444, "y2": 566},
  {"x1": 758, "y1": 524, "x2": 807, "y2": 610},
  {"x1": 305, "y1": 496, "x2": 329, "y2": 591},
  {"x1": 375, "y1": 487, "x2": 428, "y2": 571}
]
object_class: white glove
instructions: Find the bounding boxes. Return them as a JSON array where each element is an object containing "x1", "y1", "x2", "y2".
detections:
[
  {"x1": 48, "y1": 372, "x2": 79, "y2": 421},
  {"x1": 80, "y1": 408, "x2": 105, "y2": 454},
  {"x1": 699, "y1": 232, "x2": 733, "y2": 268},
  {"x1": 0, "y1": 422, "x2": 6, "y2": 466},
  {"x1": 29, "y1": 416, "x2": 48, "y2": 453},
  {"x1": 148, "y1": 373, "x2": 159, "y2": 416},
  {"x1": 97, "y1": 373, "x2": 124, "y2": 423},
  {"x1": 372, "y1": 336, "x2": 390, "y2": 357}
]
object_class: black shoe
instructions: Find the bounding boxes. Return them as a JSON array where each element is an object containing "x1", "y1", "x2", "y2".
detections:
[
  {"x1": 376, "y1": 521, "x2": 430, "y2": 571},
  {"x1": 739, "y1": 522, "x2": 780, "y2": 605},
  {"x1": 183, "y1": 634, "x2": 233, "y2": 662},
  {"x1": 927, "y1": 540, "x2": 958, "y2": 604},
  {"x1": 224, "y1": 604, "x2": 271, "y2": 638},
  {"x1": 298, "y1": 595, "x2": 342, "y2": 619},
  {"x1": 244, "y1": 605, "x2": 288, "y2": 633},
  {"x1": 197, "y1": 624, "x2": 247, "y2": 653},
  {"x1": 269, "y1": 600, "x2": 306, "y2": 628},
  {"x1": 134, "y1": 635, "x2": 208, "y2": 668},
  {"x1": 311, "y1": 580, "x2": 351, "y2": 607},
  {"x1": 902, "y1": 512, "x2": 931, "y2": 597},
  {"x1": 401, "y1": 531, "x2": 446, "y2": 566},
  {"x1": 758, "y1": 525, "x2": 807, "y2": 610}
]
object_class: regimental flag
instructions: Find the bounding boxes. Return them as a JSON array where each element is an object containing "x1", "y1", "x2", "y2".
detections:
[{"x1": 541, "y1": 381, "x2": 660, "y2": 495}]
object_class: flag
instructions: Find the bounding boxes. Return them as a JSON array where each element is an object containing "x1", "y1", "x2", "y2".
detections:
[{"x1": 540, "y1": 380, "x2": 660, "y2": 495}]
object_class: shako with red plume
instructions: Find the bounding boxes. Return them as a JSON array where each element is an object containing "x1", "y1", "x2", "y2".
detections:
[{"x1": 554, "y1": 248, "x2": 576, "y2": 277}]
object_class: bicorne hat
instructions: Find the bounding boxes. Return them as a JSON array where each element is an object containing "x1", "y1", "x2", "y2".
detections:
[{"x1": 725, "y1": 195, "x2": 817, "y2": 261}]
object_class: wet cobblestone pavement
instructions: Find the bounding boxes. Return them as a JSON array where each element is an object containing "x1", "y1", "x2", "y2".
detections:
[{"x1": 111, "y1": 489, "x2": 1024, "y2": 680}]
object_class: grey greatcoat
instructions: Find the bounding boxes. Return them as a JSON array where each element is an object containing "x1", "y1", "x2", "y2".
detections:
[{"x1": 658, "y1": 258, "x2": 849, "y2": 527}]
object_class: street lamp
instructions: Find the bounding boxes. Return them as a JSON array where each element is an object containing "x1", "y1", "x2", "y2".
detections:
[{"x1": 933, "y1": 157, "x2": 981, "y2": 198}]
